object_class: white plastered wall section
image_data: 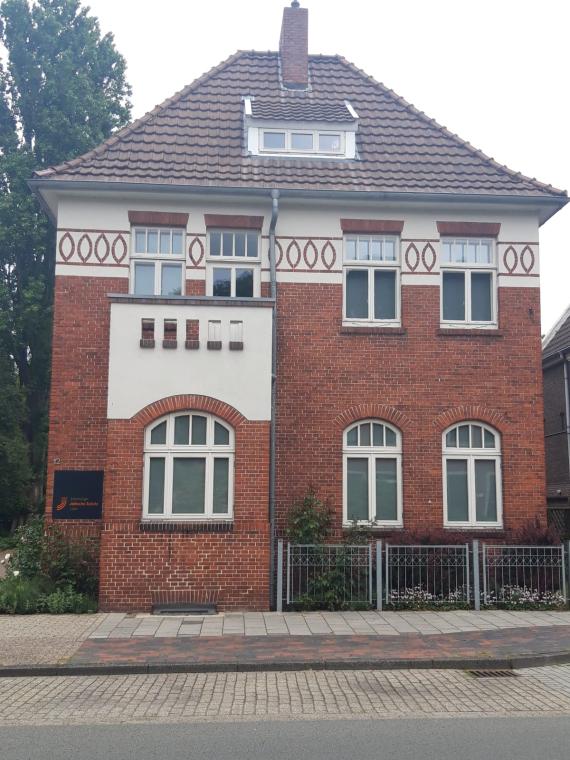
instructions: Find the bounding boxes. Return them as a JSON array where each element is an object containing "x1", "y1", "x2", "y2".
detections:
[{"x1": 54, "y1": 192, "x2": 541, "y2": 288}]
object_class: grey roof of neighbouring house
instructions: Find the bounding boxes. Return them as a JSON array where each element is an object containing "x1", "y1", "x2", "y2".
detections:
[
  {"x1": 33, "y1": 51, "x2": 568, "y2": 201},
  {"x1": 543, "y1": 306, "x2": 570, "y2": 361}
]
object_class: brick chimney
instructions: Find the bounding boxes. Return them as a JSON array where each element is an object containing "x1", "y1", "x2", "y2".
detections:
[{"x1": 279, "y1": 1, "x2": 309, "y2": 89}]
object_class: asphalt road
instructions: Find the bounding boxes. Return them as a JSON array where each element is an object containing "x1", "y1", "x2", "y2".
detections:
[{"x1": 3, "y1": 717, "x2": 570, "y2": 760}]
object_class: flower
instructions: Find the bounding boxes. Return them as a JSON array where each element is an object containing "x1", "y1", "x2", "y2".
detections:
[
  {"x1": 12, "y1": 570, "x2": 19, "y2": 577},
  {"x1": 4, "y1": 553, "x2": 10, "y2": 560}
]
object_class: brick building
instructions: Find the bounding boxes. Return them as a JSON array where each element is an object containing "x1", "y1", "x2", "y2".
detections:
[{"x1": 31, "y1": 3, "x2": 567, "y2": 611}]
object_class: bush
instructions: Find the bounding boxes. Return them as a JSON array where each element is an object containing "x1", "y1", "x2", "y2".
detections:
[
  {"x1": 11, "y1": 518, "x2": 44, "y2": 578},
  {"x1": 0, "y1": 575, "x2": 52, "y2": 614},
  {"x1": 286, "y1": 491, "x2": 332, "y2": 544},
  {"x1": 40, "y1": 586, "x2": 98, "y2": 614},
  {"x1": 509, "y1": 519, "x2": 560, "y2": 546}
]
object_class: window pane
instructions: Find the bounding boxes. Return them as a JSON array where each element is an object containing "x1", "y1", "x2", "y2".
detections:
[
  {"x1": 475, "y1": 460, "x2": 497, "y2": 522},
  {"x1": 376, "y1": 458, "x2": 398, "y2": 521},
  {"x1": 246, "y1": 233, "x2": 258, "y2": 258},
  {"x1": 451, "y1": 241, "x2": 464, "y2": 263},
  {"x1": 345, "y1": 238, "x2": 357, "y2": 261},
  {"x1": 446, "y1": 460, "x2": 469, "y2": 522},
  {"x1": 264, "y1": 131, "x2": 285, "y2": 150},
  {"x1": 191, "y1": 415, "x2": 207, "y2": 445},
  {"x1": 147, "y1": 230, "x2": 158, "y2": 254},
  {"x1": 150, "y1": 421, "x2": 167, "y2": 445},
  {"x1": 442, "y1": 272, "x2": 465, "y2": 321},
  {"x1": 359, "y1": 423, "x2": 371, "y2": 446},
  {"x1": 234, "y1": 233, "x2": 246, "y2": 257},
  {"x1": 442, "y1": 242, "x2": 451, "y2": 262},
  {"x1": 446, "y1": 429, "x2": 457, "y2": 448},
  {"x1": 236, "y1": 268, "x2": 254, "y2": 297},
  {"x1": 471, "y1": 425, "x2": 482, "y2": 448},
  {"x1": 374, "y1": 270, "x2": 396, "y2": 319},
  {"x1": 135, "y1": 229, "x2": 146, "y2": 253},
  {"x1": 172, "y1": 231, "x2": 183, "y2": 255},
  {"x1": 372, "y1": 423, "x2": 384, "y2": 447},
  {"x1": 213, "y1": 268, "x2": 231, "y2": 297},
  {"x1": 160, "y1": 230, "x2": 171, "y2": 254},
  {"x1": 471, "y1": 272, "x2": 492, "y2": 321},
  {"x1": 370, "y1": 240, "x2": 382, "y2": 260},
  {"x1": 214, "y1": 422, "x2": 230, "y2": 445},
  {"x1": 161, "y1": 264, "x2": 182, "y2": 296},
  {"x1": 210, "y1": 232, "x2": 221, "y2": 256},
  {"x1": 484, "y1": 430, "x2": 496, "y2": 448},
  {"x1": 291, "y1": 132, "x2": 313, "y2": 150},
  {"x1": 385, "y1": 428, "x2": 397, "y2": 447},
  {"x1": 458, "y1": 425, "x2": 470, "y2": 448},
  {"x1": 383, "y1": 239, "x2": 396, "y2": 261},
  {"x1": 148, "y1": 458, "x2": 165, "y2": 514},
  {"x1": 172, "y1": 458, "x2": 205, "y2": 514},
  {"x1": 465, "y1": 242, "x2": 477, "y2": 263},
  {"x1": 222, "y1": 232, "x2": 233, "y2": 256},
  {"x1": 346, "y1": 270, "x2": 368, "y2": 318},
  {"x1": 346, "y1": 427, "x2": 358, "y2": 446},
  {"x1": 358, "y1": 239, "x2": 369, "y2": 261},
  {"x1": 347, "y1": 458, "x2": 368, "y2": 521},
  {"x1": 174, "y1": 415, "x2": 189, "y2": 445},
  {"x1": 319, "y1": 133, "x2": 341, "y2": 152},
  {"x1": 134, "y1": 262, "x2": 155, "y2": 295},
  {"x1": 213, "y1": 458, "x2": 230, "y2": 514},
  {"x1": 478, "y1": 241, "x2": 491, "y2": 264}
]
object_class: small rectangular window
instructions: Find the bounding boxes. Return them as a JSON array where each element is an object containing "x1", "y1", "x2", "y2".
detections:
[
  {"x1": 161, "y1": 264, "x2": 182, "y2": 296},
  {"x1": 318, "y1": 133, "x2": 341, "y2": 152},
  {"x1": 163, "y1": 319, "x2": 177, "y2": 348},
  {"x1": 291, "y1": 132, "x2": 313, "y2": 151},
  {"x1": 263, "y1": 131, "x2": 286, "y2": 150},
  {"x1": 440, "y1": 237, "x2": 496, "y2": 327},
  {"x1": 131, "y1": 226, "x2": 185, "y2": 296},
  {"x1": 134, "y1": 262, "x2": 155, "y2": 295},
  {"x1": 347, "y1": 458, "x2": 368, "y2": 521},
  {"x1": 213, "y1": 268, "x2": 232, "y2": 297},
  {"x1": 374, "y1": 270, "x2": 396, "y2": 320},
  {"x1": 442, "y1": 272, "x2": 465, "y2": 321},
  {"x1": 471, "y1": 272, "x2": 492, "y2": 321},
  {"x1": 236, "y1": 268, "x2": 254, "y2": 297},
  {"x1": 446, "y1": 460, "x2": 469, "y2": 522},
  {"x1": 346, "y1": 270, "x2": 368, "y2": 319},
  {"x1": 230, "y1": 320, "x2": 243, "y2": 343}
]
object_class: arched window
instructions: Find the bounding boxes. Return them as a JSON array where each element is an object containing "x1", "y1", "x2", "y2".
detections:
[
  {"x1": 343, "y1": 420, "x2": 402, "y2": 526},
  {"x1": 443, "y1": 422, "x2": 502, "y2": 527},
  {"x1": 143, "y1": 412, "x2": 234, "y2": 519}
]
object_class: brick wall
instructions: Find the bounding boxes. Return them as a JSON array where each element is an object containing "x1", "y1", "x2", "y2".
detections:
[
  {"x1": 274, "y1": 282, "x2": 547, "y2": 538},
  {"x1": 543, "y1": 361, "x2": 570, "y2": 502}
]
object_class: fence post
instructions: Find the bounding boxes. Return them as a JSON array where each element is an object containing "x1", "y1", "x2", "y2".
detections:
[
  {"x1": 286, "y1": 542, "x2": 291, "y2": 606},
  {"x1": 472, "y1": 540, "x2": 480, "y2": 611},
  {"x1": 481, "y1": 543, "x2": 488, "y2": 606},
  {"x1": 376, "y1": 541, "x2": 383, "y2": 611},
  {"x1": 368, "y1": 543, "x2": 373, "y2": 606},
  {"x1": 566, "y1": 541, "x2": 570, "y2": 604},
  {"x1": 385, "y1": 543, "x2": 390, "y2": 606},
  {"x1": 276, "y1": 539, "x2": 283, "y2": 613}
]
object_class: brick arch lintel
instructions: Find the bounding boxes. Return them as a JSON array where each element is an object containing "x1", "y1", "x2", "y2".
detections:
[
  {"x1": 433, "y1": 406, "x2": 508, "y2": 433},
  {"x1": 333, "y1": 404, "x2": 411, "y2": 431},
  {"x1": 132, "y1": 395, "x2": 248, "y2": 428}
]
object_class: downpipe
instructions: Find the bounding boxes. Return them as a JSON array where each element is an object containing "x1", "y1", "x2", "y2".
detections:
[{"x1": 268, "y1": 189, "x2": 279, "y2": 609}]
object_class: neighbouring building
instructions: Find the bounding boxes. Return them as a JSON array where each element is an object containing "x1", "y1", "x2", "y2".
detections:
[
  {"x1": 543, "y1": 307, "x2": 570, "y2": 532},
  {"x1": 31, "y1": 2, "x2": 568, "y2": 611}
]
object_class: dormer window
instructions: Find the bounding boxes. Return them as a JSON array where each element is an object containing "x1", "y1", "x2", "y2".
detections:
[{"x1": 260, "y1": 129, "x2": 344, "y2": 156}]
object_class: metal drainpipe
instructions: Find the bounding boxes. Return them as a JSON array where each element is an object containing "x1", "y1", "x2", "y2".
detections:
[
  {"x1": 268, "y1": 189, "x2": 280, "y2": 609},
  {"x1": 562, "y1": 353, "x2": 570, "y2": 495}
]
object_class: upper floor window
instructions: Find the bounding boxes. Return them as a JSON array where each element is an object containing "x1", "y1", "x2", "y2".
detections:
[
  {"x1": 441, "y1": 238, "x2": 496, "y2": 327},
  {"x1": 260, "y1": 129, "x2": 344, "y2": 156},
  {"x1": 443, "y1": 422, "x2": 502, "y2": 528},
  {"x1": 131, "y1": 227, "x2": 185, "y2": 297},
  {"x1": 207, "y1": 230, "x2": 260, "y2": 298},
  {"x1": 143, "y1": 412, "x2": 234, "y2": 520},
  {"x1": 343, "y1": 235, "x2": 400, "y2": 325},
  {"x1": 343, "y1": 420, "x2": 402, "y2": 526}
]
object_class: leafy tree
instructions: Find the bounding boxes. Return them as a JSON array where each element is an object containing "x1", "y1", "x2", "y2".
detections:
[{"x1": 0, "y1": 0, "x2": 131, "y2": 526}]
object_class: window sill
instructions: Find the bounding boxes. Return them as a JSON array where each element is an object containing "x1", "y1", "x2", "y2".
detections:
[
  {"x1": 438, "y1": 328, "x2": 503, "y2": 338},
  {"x1": 340, "y1": 326, "x2": 406, "y2": 336},
  {"x1": 140, "y1": 520, "x2": 233, "y2": 534},
  {"x1": 342, "y1": 523, "x2": 403, "y2": 530},
  {"x1": 443, "y1": 525, "x2": 504, "y2": 533}
]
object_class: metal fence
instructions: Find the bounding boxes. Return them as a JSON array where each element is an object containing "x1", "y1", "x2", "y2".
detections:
[
  {"x1": 281, "y1": 544, "x2": 372, "y2": 609},
  {"x1": 384, "y1": 544, "x2": 470, "y2": 608},
  {"x1": 276, "y1": 539, "x2": 570, "y2": 611},
  {"x1": 482, "y1": 544, "x2": 567, "y2": 607}
]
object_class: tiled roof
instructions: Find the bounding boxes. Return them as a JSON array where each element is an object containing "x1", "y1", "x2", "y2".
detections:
[
  {"x1": 35, "y1": 51, "x2": 567, "y2": 199},
  {"x1": 250, "y1": 99, "x2": 354, "y2": 122},
  {"x1": 543, "y1": 305, "x2": 570, "y2": 360}
]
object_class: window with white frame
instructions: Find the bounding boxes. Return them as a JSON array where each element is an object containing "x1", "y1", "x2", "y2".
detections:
[
  {"x1": 343, "y1": 420, "x2": 402, "y2": 525},
  {"x1": 207, "y1": 230, "x2": 260, "y2": 298},
  {"x1": 343, "y1": 235, "x2": 400, "y2": 325},
  {"x1": 260, "y1": 129, "x2": 344, "y2": 156},
  {"x1": 143, "y1": 412, "x2": 234, "y2": 520},
  {"x1": 131, "y1": 227, "x2": 185, "y2": 297},
  {"x1": 440, "y1": 238, "x2": 496, "y2": 326},
  {"x1": 443, "y1": 422, "x2": 502, "y2": 528}
]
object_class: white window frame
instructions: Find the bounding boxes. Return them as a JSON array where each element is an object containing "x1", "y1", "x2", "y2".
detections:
[
  {"x1": 206, "y1": 229, "x2": 261, "y2": 298},
  {"x1": 442, "y1": 422, "x2": 503, "y2": 529},
  {"x1": 143, "y1": 413, "x2": 234, "y2": 521},
  {"x1": 440, "y1": 238, "x2": 497, "y2": 329},
  {"x1": 342, "y1": 419, "x2": 403, "y2": 527},
  {"x1": 130, "y1": 226, "x2": 185, "y2": 297},
  {"x1": 259, "y1": 128, "x2": 346, "y2": 156},
  {"x1": 342, "y1": 235, "x2": 401, "y2": 326}
]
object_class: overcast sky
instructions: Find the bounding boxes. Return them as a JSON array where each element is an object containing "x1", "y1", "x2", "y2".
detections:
[{"x1": 85, "y1": 0, "x2": 570, "y2": 334}]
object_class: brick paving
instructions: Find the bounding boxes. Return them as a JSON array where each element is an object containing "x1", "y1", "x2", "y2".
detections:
[{"x1": 3, "y1": 665, "x2": 570, "y2": 726}]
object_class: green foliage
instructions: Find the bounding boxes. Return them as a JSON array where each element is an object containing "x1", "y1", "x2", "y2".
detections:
[
  {"x1": 40, "y1": 585, "x2": 97, "y2": 614},
  {"x1": 10, "y1": 516, "x2": 44, "y2": 577},
  {"x1": 0, "y1": 0, "x2": 132, "y2": 525},
  {"x1": 0, "y1": 574, "x2": 96, "y2": 613},
  {"x1": 285, "y1": 491, "x2": 332, "y2": 544}
]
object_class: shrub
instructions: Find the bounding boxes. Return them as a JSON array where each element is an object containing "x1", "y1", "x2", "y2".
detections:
[
  {"x1": 11, "y1": 517, "x2": 44, "y2": 578},
  {"x1": 509, "y1": 519, "x2": 560, "y2": 546},
  {"x1": 40, "y1": 586, "x2": 98, "y2": 614},
  {"x1": 286, "y1": 491, "x2": 332, "y2": 544},
  {"x1": 0, "y1": 575, "x2": 52, "y2": 614}
]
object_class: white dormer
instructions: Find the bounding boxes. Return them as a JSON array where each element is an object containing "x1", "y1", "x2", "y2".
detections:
[{"x1": 243, "y1": 97, "x2": 358, "y2": 159}]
